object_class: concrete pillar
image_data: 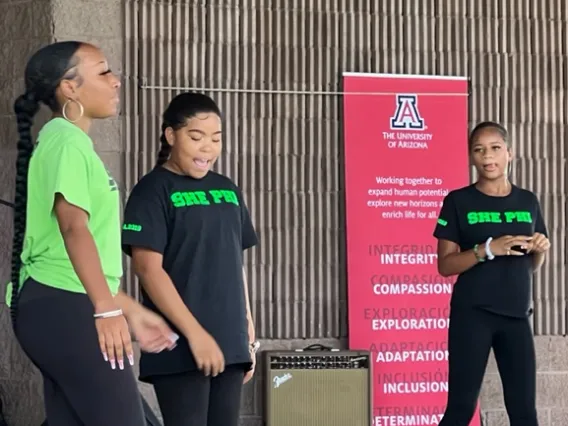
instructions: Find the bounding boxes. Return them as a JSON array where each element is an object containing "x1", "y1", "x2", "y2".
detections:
[{"x1": 0, "y1": 0, "x2": 125, "y2": 424}]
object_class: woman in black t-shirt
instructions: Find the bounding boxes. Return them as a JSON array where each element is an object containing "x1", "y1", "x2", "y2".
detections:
[
  {"x1": 121, "y1": 93, "x2": 259, "y2": 426},
  {"x1": 433, "y1": 121, "x2": 550, "y2": 426}
]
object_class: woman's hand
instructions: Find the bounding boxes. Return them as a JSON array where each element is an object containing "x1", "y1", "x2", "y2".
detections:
[
  {"x1": 186, "y1": 326, "x2": 225, "y2": 377},
  {"x1": 127, "y1": 306, "x2": 179, "y2": 354},
  {"x1": 95, "y1": 311, "x2": 133, "y2": 370},
  {"x1": 527, "y1": 232, "x2": 551, "y2": 254},
  {"x1": 489, "y1": 235, "x2": 533, "y2": 256},
  {"x1": 243, "y1": 349, "x2": 256, "y2": 384},
  {"x1": 243, "y1": 321, "x2": 257, "y2": 384}
]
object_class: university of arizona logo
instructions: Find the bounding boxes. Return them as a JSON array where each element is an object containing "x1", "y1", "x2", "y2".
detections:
[{"x1": 390, "y1": 94, "x2": 425, "y2": 130}]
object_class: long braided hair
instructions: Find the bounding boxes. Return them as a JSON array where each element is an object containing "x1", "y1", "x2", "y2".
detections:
[{"x1": 10, "y1": 41, "x2": 84, "y2": 329}]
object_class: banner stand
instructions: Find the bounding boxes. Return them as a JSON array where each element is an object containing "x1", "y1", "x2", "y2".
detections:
[{"x1": 342, "y1": 73, "x2": 478, "y2": 426}]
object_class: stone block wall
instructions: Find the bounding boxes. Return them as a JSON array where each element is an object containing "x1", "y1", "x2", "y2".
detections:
[{"x1": 0, "y1": 1, "x2": 54, "y2": 424}]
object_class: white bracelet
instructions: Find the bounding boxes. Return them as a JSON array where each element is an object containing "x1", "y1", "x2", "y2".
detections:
[
  {"x1": 94, "y1": 309, "x2": 123, "y2": 319},
  {"x1": 485, "y1": 237, "x2": 495, "y2": 260}
]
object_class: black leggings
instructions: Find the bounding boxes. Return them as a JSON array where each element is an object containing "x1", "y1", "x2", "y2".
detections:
[
  {"x1": 439, "y1": 306, "x2": 537, "y2": 426},
  {"x1": 15, "y1": 279, "x2": 146, "y2": 426},
  {"x1": 152, "y1": 365, "x2": 245, "y2": 426}
]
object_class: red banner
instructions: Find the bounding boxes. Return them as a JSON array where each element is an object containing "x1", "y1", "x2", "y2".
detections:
[{"x1": 343, "y1": 73, "x2": 478, "y2": 426}]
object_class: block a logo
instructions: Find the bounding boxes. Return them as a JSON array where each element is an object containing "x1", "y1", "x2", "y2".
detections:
[{"x1": 389, "y1": 94, "x2": 425, "y2": 130}]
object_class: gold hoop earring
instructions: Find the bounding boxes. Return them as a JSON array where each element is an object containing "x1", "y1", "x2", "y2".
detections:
[{"x1": 62, "y1": 99, "x2": 84, "y2": 123}]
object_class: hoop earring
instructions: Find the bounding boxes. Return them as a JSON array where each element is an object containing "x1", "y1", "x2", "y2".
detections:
[{"x1": 62, "y1": 99, "x2": 84, "y2": 123}]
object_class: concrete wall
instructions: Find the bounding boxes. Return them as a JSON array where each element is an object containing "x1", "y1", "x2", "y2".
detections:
[
  {"x1": 0, "y1": 0, "x2": 53, "y2": 424},
  {"x1": 0, "y1": 0, "x2": 127, "y2": 424},
  {"x1": 0, "y1": 1, "x2": 566, "y2": 426},
  {"x1": 482, "y1": 337, "x2": 568, "y2": 425}
]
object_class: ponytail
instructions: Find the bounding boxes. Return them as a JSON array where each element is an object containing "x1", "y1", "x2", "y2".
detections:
[
  {"x1": 9, "y1": 40, "x2": 84, "y2": 330},
  {"x1": 10, "y1": 92, "x2": 40, "y2": 328},
  {"x1": 156, "y1": 123, "x2": 171, "y2": 166}
]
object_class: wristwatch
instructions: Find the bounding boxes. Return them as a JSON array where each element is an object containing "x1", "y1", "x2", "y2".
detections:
[{"x1": 249, "y1": 340, "x2": 260, "y2": 354}]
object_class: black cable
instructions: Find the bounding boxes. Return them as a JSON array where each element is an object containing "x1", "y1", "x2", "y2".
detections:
[{"x1": 0, "y1": 199, "x2": 14, "y2": 208}]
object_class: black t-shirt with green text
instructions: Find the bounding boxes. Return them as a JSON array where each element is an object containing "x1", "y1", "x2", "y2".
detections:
[
  {"x1": 122, "y1": 167, "x2": 258, "y2": 381},
  {"x1": 433, "y1": 184, "x2": 547, "y2": 318}
]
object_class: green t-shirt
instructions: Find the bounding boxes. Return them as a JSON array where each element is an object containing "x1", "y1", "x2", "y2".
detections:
[{"x1": 5, "y1": 118, "x2": 122, "y2": 303}]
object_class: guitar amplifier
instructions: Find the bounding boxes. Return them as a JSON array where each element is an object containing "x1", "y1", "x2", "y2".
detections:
[{"x1": 263, "y1": 347, "x2": 372, "y2": 426}]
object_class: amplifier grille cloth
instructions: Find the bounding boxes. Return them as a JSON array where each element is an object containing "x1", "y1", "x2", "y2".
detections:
[{"x1": 268, "y1": 369, "x2": 369, "y2": 426}]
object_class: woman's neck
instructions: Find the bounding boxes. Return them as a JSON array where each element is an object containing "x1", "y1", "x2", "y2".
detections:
[
  {"x1": 52, "y1": 114, "x2": 92, "y2": 134},
  {"x1": 475, "y1": 177, "x2": 511, "y2": 196},
  {"x1": 163, "y1": 161, "x2": 184, "y2": 175}
]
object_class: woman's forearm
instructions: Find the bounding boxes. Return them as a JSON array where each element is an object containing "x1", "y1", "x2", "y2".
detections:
[
  {"x1": 114, "y1": 290, "x2": 140, "y2": 318},
  {"x1": 242, "y1": 267, "x2": 255, "y2": 341},
  {"x1": 137, "y1": 266, "x2": 201, "y2": 337},
  {"x1": 438, "y1": 245, "x2": 485, "y2": 277},
  {"x1": 532, "y1": 252, "x2": 545, "y2": 272},
  {"x1": 61, "y1": 226, "x2": 116, "y2": 312}
]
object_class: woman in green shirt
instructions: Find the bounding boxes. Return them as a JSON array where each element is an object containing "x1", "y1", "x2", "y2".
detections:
[{"x1": 8, "y1": 41, "x2": 177, "y2": 425}]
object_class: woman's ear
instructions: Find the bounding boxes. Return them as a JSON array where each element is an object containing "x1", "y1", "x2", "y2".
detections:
[
  {"x1": 507, "y1": 147, "x2": 514, "y2": 176},
  {"x1": 165, "y1": 127, "x2": 175, "y2": 146},
  {"x1": 59, "y1": 79, "x2": 79, "y2": 101}
]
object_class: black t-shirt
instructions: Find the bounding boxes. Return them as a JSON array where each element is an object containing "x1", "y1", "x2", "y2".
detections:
[
  {"x1": 121, "y1": 167, "x2": 258, "y2": 381},
  {"x1": 433, "y1": 184, "x2": 547, "y2": 318}
]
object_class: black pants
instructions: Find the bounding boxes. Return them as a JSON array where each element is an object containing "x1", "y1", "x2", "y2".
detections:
[
  {"x1": 439, "y1": 306, "x2": 537, "y2": 426},
  {"x1": 152, "y1": 365, "x2": 245, "y2": 426},
  {"x1": 15, "y1": 279, "x2": 146, "y2": 426}
]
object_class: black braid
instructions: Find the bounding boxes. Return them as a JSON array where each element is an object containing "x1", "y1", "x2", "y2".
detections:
[
  {"x1": 156, "y1": 123, "x2": 172, "y2": 166},
  {"x1": 9, "y1": 40, "x2": 83, "y2": 331},
  {"x1": 10, "y1": 92, "x2": 40, "y2": 328}
]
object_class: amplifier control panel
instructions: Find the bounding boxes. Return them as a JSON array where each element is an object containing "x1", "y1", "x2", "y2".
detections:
[{"x1": 268, "y1": 354, "x2": 369, "y2": 370}]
